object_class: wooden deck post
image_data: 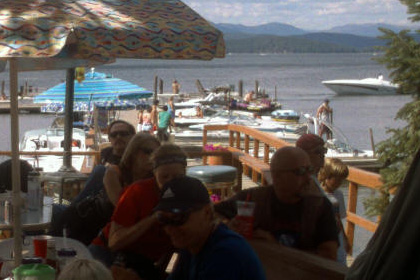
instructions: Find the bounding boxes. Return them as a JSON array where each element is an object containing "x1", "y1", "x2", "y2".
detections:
[
  {"x1": 244, "y1": 135, "x2": 250, "y2": 154},
  {"x1": 264, "y1": 144, "x2": 270, "y2": 163},
  {"x1": 235, "y1": 132, "x2": 241, "y2": 149},
  {"x1": 346, "y1": 182, "x2": 358, "y2": 255},
  {"x1": 238, "y1": 80, "x2": 243, "y2": 98}
]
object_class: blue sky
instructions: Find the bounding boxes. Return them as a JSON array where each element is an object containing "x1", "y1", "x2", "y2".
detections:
[{"x1": 184, "y1": 0, "x2": 416, "y2": 30}]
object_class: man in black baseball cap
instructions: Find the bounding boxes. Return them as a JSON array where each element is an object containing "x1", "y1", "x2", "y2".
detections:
[
  {"x1": 154, "y1": 176, "x2": 266, "y2": 280},
  {"x1": 154, "y1": 176, "x2": 210, "y2": 215}
]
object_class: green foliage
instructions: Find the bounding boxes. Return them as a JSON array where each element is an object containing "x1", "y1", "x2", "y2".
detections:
[{"x1": 363, "y1": 0, "x2": 420, "y2": 216}]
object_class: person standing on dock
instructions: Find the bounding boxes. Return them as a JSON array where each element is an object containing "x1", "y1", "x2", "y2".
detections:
[
  {"x1": 158, "y1": 105, "x2": 171, "y2": 142},
  {"x1": 316, "y1": 99, "x2": 333, "y2": 140},
  {"x1": 172, "y1": 79, "x2": 181, "y2": 94},
  {"x1": 151, "y1": 100, "x2": 159, "y2": 132},
  {"x1": 137, "y1": 109, "x2": 143, "y2": 132},
  {"x1": 167, "y1": 96, "x2": 176, "y2": 133}
]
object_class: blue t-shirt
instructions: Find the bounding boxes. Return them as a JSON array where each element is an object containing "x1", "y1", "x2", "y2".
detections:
[{"x1": 168, "y1": 223, "x2": 266, "y2": 280}]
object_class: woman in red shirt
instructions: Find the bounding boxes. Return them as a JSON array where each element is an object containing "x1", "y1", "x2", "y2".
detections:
[{"x1": 90, "y1": 144, "x2": 188, "y2": 280}]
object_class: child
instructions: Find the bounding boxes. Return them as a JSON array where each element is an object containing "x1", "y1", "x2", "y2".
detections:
[{"x1": 318, "y1": 158, "x2": 350, "y2": 266}]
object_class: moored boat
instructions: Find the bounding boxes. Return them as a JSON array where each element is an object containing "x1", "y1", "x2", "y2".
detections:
[
  {"x1": 322, "y1": 75, "x2": 399, "y2": 95},
  {"x1": 20, "y1": 127, "x2": 87, "y2": 172},
  {"x1": 271, "y1": 109, "x2": 300, "y2": 123}
]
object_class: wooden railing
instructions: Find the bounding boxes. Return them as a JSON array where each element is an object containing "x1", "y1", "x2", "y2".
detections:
[{"x1": 203, "y1": 124, "x2": 381, "y2": 256}]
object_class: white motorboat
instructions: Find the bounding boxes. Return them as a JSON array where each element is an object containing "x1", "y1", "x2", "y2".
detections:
[
  {"x1": 20, "y1": 127, "x2": 87, "y2": 172},
  {"x1": 175, "y1": 92, "x2": 229, "y2": 109},
  {"x1": 322, "y1": 76, "x2": 399, "y2": 95},
  {"x1": 174, "y1": 110, "x2": 307, "y2": 143}
]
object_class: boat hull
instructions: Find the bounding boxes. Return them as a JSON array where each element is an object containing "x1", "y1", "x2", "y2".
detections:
[{"x1": 322, "y1": 78, "x2": 399, "y2": 95}]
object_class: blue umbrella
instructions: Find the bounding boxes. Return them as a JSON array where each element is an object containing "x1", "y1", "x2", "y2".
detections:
[{"x1": 34, "y1": 70, "x2": 153, "y2": 111}]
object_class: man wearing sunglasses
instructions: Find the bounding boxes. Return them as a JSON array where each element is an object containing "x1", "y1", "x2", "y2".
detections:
[
  {"x1": 49, "y1": 120, "x2": 136, "y2": 237},
  {"x1": 102, "y1": 120, "x2": 136, "y2": 165},
  {"x1": 215, "y1": 146, "x2": 338, "y2": 261},
  {"x1": 154, "y1": 176, "x2": 266, "y2": 280}
]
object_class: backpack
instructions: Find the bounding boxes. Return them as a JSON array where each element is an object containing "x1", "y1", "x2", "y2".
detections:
[{"x1": 61, "y1": 189, "x2": 114, "y2": 245}]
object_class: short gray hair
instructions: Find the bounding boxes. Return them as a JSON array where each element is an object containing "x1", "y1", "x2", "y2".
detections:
[{"x1": 57, "y1": 259, "x2": 113, "y2": 280}]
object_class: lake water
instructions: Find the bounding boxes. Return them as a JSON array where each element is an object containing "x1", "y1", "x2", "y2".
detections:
[
  {"x1": 0, "y1": 53, "x2": 412, "y2": 151},
  {"x1": 0, "y1": 53, "x2": 413, "y2": 258}
]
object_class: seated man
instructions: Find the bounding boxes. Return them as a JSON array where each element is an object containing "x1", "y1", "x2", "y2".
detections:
[
  {"x1": 48, "y1": 120, "x2": 136, "y2": 239},
  {"x1": 215, "y1": 146, "x2": 338, "y2": 260},
  {"x1": 154, "y1": 176, "x2": 266, "y2": 280},
  {"x1": 243, "y1": 91, "x2": 255, "y2": 103}
]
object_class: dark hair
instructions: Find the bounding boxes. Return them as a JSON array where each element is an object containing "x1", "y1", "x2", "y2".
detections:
[
  {"x1": 163, "y1": 105, "x2": 168, "y2": 111},
  {"x1": 151, "y1": 144, "x2": 187, "y2": 170},
  {"x1": 107, "y1": 120, "x2": 135, "y2": 135}
]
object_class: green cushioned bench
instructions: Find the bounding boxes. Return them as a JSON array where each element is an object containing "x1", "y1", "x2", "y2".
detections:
[{"x1": 187, "y1": 165, "x2": 237, "y2": 199}]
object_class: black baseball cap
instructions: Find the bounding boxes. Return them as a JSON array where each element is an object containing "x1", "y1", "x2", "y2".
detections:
[{"x1": 154, "y1": 176, "x2": 210, "y2": 213}]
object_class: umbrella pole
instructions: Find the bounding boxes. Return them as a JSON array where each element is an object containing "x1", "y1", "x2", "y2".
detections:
[
  {"x1": 60, "y1": 68, "x2": 76, "y2": 172},
  {"x1": 10, "y1": 58, "x2": 23, "y2": 266}
]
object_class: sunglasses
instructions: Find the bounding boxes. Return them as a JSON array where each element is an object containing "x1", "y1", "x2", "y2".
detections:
[
  {"x1": 279, "y1": 166, "x2": 314, "y2": 176},
  {"x1": 109, "y1": 130, "x2": 132, "y2": 138},
  {"x1": 156, "y1": 211, "x2": 191, "y2": 227}
]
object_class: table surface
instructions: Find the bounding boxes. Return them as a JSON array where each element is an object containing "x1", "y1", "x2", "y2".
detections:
[
  {"x1": 0, "y1": 236, "x2": 92, "y2": 278},
  {"x1": 0, "y1": 197, "x2": 53, "y2": 231}
]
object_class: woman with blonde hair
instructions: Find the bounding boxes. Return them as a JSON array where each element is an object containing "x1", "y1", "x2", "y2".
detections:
[
  {"x1": 89, "y1": 132, "x2": 161, "y2": 266},
  {"x1": 104, "y1": 132, "x2": 160, "y2": 205}
]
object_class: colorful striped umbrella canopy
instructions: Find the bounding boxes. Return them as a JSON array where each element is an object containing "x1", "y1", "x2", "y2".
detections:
[
  {"x1": 0, "y1": 0, "x2": 225, "y2": 63},
  {"x1": 34, "y1": 71, "x2": 153, "y2": 104}
]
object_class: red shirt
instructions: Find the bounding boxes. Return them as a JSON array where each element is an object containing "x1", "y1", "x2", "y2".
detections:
[{"x1": 92, "y1": 178, "x2": 172, "y2": 261}]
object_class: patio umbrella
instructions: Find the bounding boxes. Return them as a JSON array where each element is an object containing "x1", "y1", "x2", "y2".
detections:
[
  {"x1": 34, "y1": 70, "x2": 153, "y2": 111},
  {"x1": 0, "y1": 0, "x2": 225, "y2": 266}
]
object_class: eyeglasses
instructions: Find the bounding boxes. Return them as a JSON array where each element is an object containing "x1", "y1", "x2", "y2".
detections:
[
  {"x1": 278, "y1": 166, "x2": 314, "y2": 176},
  {"x1": 156, "y1": 211, "x2": 191, "y2": 227},
  {"x1": 109, "y1": 130, "x2": 132, "y2": 138}
]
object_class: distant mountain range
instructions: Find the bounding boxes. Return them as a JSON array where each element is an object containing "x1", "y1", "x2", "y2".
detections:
[{"x1": 214, "y1": 22, "x2": 419, "y2": 53}]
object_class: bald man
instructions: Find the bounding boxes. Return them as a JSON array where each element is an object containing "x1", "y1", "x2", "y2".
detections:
[{"x1": 215, "y1": 146, "x2": 338, "y2": 260}]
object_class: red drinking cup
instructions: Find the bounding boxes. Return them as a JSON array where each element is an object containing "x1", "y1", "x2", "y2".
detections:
[
  {"x1": 33, "y1": 236, "x2": 51, "y2": 259},
  {"x1": 235, "y1": 201, "x2": 255, "y2": 239}
]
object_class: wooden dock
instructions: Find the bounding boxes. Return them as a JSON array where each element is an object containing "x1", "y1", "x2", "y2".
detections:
[{"x1": 0, "y1": 101, "x2": 42, "y2": 114}]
